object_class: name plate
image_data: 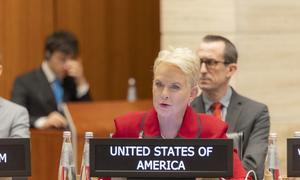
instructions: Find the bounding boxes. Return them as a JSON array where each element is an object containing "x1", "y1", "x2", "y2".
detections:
[
  {"x1": 0, "y1": 138, "x2": 31, "y2": 177},
  {"x1": 90, "y1": 138, "x2": 233, "y2": 178},
  {"x1": 287, "y1": 138, "x2": 300, "y2": 177}
]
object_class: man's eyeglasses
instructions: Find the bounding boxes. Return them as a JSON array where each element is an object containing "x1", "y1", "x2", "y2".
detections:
[{"x1": 200, "y1": 58, "x2": 230, "y2": 69}]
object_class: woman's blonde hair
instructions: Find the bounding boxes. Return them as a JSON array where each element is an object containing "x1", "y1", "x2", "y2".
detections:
[{"x1": 153, "y1": 47, "x2": 200, "y2": 88}]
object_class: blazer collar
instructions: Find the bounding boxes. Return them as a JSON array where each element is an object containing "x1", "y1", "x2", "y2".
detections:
[
  {"x1": 193, "y1": 87, "x2": 243, "y2": 132},
  {"x1": 0, "y1": 97, "x2": 4, "y2": 108},
  {"x1": 191, "y1": 95, "x2": 205, "y2": 113},
  {"x1": 41, "y1": 61, "x2": 56, "y2": 83},
  {"x1": 35, "y1": 68, "x2": 57, "y2": 109},
  {"x1": 225, "y1": 88, "x2": 243, "y2": 132},
  {"x1": 142, "y1": 106, "x2": 199, "y2": 138}
]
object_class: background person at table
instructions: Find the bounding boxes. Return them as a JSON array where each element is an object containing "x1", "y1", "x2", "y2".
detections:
[
  {"x1": 111, "y1": 48, "x2": 247, "y2": 179},
  {"x1": 191, "y1": 35, "x2": 270, "y2": 179},
  {"x1": 11, "y1": 31, "x2": 91, "y2": 129},
  {"x1": 0, "y1": 59, "x2": 29, "y2": 138}
]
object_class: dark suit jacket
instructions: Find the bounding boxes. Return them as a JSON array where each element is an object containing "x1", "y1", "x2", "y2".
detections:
[
  {"x1": 11, "y1": 67, "x2": 91, "y2": 127},
  {"x1": 191, "y1": 88, "x2": 270, "y2": 179},
  {"x1": 113, "y1": 106, "x2": 247, "y2": 179}
]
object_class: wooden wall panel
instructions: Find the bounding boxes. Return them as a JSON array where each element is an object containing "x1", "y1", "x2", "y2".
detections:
[
  {"x1": 54, "y1": 0, "x2": 110, "y2": 100},
  {"x1": 0, "y1": 0, "x2": 159, "y2": 100},
  {"x1": 0, "y1": 0, "x2": 54, "y2": 98},
  {"x1": 55, "y1": 0, "x2": 160, "y2": 100},
  {"x1": 0, "y1": 2, "x2": 3, "y2": 69}
]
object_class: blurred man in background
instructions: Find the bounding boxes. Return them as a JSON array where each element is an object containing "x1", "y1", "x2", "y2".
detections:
[
  {"x1": 11, "y1": 31, "x2": 91, "y2": 129},
  {"x1": 191, "y1": 35, "x2": 270, "y2": 179}
]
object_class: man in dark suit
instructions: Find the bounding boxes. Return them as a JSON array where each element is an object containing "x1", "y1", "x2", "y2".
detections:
[
  {"x1": 191, "y1": 35, "x2": 270, "y2": 179},
  {"x1": 11, "y1": 31, "x2": 91, "y2": 129}
]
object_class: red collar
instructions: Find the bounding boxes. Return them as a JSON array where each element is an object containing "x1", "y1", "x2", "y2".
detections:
[{"x1": 143, "y1": 106, "x2": 200, "y2": 138}]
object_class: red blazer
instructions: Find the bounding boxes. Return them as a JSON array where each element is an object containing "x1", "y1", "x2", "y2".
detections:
[{"x1": 101, "y1": 106, "x2": 248, "y2": 180}]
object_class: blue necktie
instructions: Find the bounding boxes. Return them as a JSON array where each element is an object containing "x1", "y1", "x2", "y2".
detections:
[{"x1": 51, "y1": 79, "x2": 64, "y2": 105}]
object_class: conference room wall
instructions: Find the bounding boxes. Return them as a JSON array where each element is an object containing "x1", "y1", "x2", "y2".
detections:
[
  {"x1": 0, "y1": 0, "x2": 54, "y2": 98},
  {"x1": 161, "y1": 0, "x2": 300, "y2": 176},
  {"x1": 0, "y1": 0, "x2": 160, "y2": 100}
]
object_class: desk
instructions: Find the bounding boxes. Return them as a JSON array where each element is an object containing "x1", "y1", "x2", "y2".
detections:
[
  {"x1": 29, "y1": 99, "x2": 152, "y2": 180},
  {"x1": 30, "y1": 129, "x2": 62, "y2": 180}
]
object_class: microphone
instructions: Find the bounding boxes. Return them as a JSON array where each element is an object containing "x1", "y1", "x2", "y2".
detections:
[{"x1": 138, "y1": 130, "x2": 144, "y2": 139}]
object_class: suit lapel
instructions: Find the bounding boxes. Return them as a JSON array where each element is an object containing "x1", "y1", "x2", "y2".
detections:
[
  {"x1": 191, "y1": 95, "x2": 205, "y2": 113},
  {"x1": 192, "y1": 89, "x2": 243, "y2": 132},
  {"x1": 225, "y1": 89, "x2": 243, "y2": 132},
  {"x1": 177, "y1": 107, "x2": 200, "y2": 138},
  {"x1": 35, "y1": 68, "x2": 57, "y2": 110},
  {"x1": 0, "y1": 98, "x2": 3, "y2": 109}
]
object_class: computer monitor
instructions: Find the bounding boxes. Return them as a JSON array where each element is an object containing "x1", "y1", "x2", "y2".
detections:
[
  {"x1": 0, "y1": 138, "x2": 31, "y2": 177},
  {"x1": 90, "y1": 138, "x2": 233, "y2": 179},
  {"x1": 287, "y1": 138, "x2": 300, "y2": 177}
]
